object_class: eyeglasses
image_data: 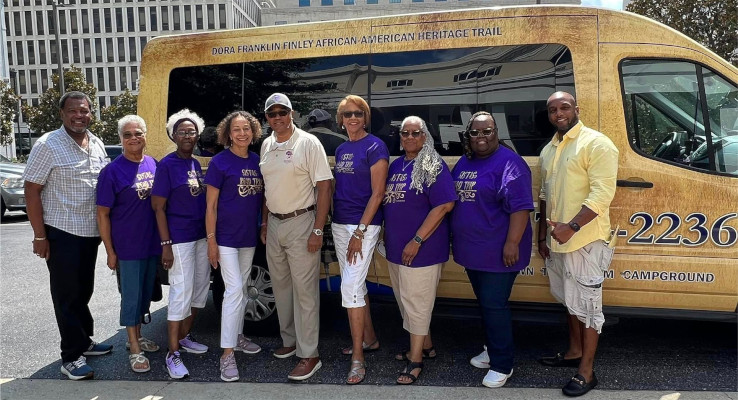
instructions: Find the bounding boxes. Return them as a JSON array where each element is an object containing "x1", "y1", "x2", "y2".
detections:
[
  {"x1": 342, "y1": 111, "x2": 365, "y2": 118},
  {"x1": 467, "y1": 128, "x2": 497, "y2": 137},
  {"x1": 174, "y1": 129, "x2": 198, "y2": 137},
  {"x1": 266, "y1": 110, "x2": 290, "y2": 118},
  {"x1": 122, "y1": 131, "x2": 145, "y2": 140},
  {"x1": 399, "y1": 130, "x2": 423, "y2": 138}
]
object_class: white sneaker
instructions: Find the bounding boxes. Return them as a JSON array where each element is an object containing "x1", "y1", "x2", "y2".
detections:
[
  {"x1": 482, "y1": 368, "x2": 513, "y2": 388},
  {"x1": 470, "y1": 345, "x2": 490, "y2": 369}
]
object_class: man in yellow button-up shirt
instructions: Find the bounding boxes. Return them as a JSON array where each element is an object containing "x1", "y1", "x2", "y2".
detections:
[{"x1": 536, "y1": 92, "x2": 618, "y2": 397}]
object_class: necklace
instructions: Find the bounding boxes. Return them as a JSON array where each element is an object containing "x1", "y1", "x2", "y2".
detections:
[{"x1": 402, "y1": 157, "x2": 415, "y2": 171}]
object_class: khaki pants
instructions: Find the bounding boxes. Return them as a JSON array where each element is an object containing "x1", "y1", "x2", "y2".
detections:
[{"x1": 266, "y1": 211, "x2": 321, "y2": 358}]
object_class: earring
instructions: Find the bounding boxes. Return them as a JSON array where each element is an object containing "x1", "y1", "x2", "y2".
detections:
[{"x1": 341, "y1": 125, "x2": 345, "y2": 130}]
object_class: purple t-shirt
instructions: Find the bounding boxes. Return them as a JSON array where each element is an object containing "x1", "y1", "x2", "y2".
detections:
[
  {"x1": 96, "y1": 155, "x2": 161, "y2": 260},
  {"x1": 450, "y1": 146, "x2": 534, "y2": 272},
  {"x1": 204, "y1": 149, "x2": 264, "y2": 248},
  {"x1": 151, "y1": 152, "x2": 206, "y2": 244},
  {"x1": 383, "y1": 158, "x2": 457, "y2": 267},
  {"x1": 333, "y1": 134, "x2": 389, "y2": 225}
]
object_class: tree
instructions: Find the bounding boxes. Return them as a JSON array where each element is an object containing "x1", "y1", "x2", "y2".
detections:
[
  {"x1": 0, "y1": 80, "x2": 19, "y2": 146},
  {"x1": 626, "y1": 0, "x2": 738, "y2": 66},
  {"x1": 98, "y1": 89, "x2": 138, "y2": 144},
  {"x1": 22, "y1": 66, "x2": 103, "y2": 135}
]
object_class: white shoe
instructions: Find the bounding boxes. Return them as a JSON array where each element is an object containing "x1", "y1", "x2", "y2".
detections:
[
  {"x1": 470, "y1": 345, "x2": 490, "y2": 369},
  {"x1": 482, "y1": 368, "x2": 513, "y2": 388}
]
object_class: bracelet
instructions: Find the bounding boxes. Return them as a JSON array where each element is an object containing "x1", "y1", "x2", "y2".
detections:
[
  {"x1": 352, "y1": 233, "x2": 363, "y2": 240},
  {"x1": 160, "y1": 240, "x2": 173, "y2": 246},
  {"x1": 206, "y1": 233, "x2": 215, "y2": 239},
  {"x1": 33, "y1": 237, "x2": 47, "y2": 241}
]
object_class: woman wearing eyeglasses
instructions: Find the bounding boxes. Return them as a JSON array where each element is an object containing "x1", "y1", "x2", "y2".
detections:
[
  {"x1": 332, "y1": 95, "x2": 389, "y2": 385},
  {"x1": 383, "y1": 116, "x2": 456, "y2": 385},
  {"x1": 96, "y1": 115, "x2": 160, "y2": 373},
  {"x1": 152, "y1": 109, "x2": 210, "y2": 380},
  {"x1": 450, "y1": 111, "x2": 534, "y2": 389},
  {"x1": 205, "y1": 111, "x2": 264, "y2": 382}
]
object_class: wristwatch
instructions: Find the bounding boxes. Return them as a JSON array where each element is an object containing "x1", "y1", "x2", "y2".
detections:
[
  {"x1": 413, "y1": 235, "x2": 423, "y2": 245},
  {"x1": 312, "y1": 228, "x2": 323, "y2": 236},
  {"x1": 358, "y1": 223, "x2": 367, "y2": 233},
  {"x1": 568, "y1": 222, "x2": 581, "y2": 232}
]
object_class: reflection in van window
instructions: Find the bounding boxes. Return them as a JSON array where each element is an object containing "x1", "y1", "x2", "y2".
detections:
[
  {"x1": 167, "y1": 44, "x2": 571, "y2": 157},
  {"x1": 622, "y1": 59, "x2": 738, "y2": 175}
]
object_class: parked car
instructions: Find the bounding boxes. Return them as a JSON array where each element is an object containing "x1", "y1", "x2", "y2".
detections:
[
  {"x1": 105, "y1": 145, "x2": 123, "y2": 161},
  {"x1": 0, "y1": 155, "x2": 27, "y2": 219}
]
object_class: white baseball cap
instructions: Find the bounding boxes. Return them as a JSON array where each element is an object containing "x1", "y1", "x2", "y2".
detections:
[{"x1": 264, "y1": 93, "x2": 293, "y2": 112}]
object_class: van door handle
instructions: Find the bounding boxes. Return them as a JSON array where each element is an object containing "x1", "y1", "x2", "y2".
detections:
[{"x1": 617, "y1": 179, "x2": 653, "y2": 188}]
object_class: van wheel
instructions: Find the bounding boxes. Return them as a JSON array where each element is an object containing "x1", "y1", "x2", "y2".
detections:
[{"x1": 242, "y1": 263, "x2": 279, "y2": 335}]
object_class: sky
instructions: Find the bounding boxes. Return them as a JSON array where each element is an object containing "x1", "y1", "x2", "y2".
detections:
[{"x1": 580, "y1": 0, "x2": 624, "y2": 10}]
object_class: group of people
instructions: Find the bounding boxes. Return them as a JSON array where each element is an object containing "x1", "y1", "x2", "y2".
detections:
[{"x1": 23, "y1": 89, "x2": 617, "y2": 397}]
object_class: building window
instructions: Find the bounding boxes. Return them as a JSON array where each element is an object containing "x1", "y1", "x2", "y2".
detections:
[
  {"x1": 108, "y1": 67, "x2": 117, "y2": 91},
  {"x1": 151, "y1": 7, "x2": 158, "y2": 31},
  {"x1": 92, "y1": 9, "x2": 100, "y2": 33},
  {"x1": 83, "y1": 39, "x2": 91, "y2": 63},
  {"x1": 59, "y1": 10, "x2": 67, "y2": 34},
  {"x1": 139, "y1": 37, "x2": 147, "y2": 55},
  {"x1": 127, "y1": 7, "x2": 135, "y2": 31},
  {"x1": 81, "y1": 9, "x2": 89, "y2": 33},
  {"x1": 275, "y1": 21, "x2": 288, "y2": 25},
  {"x1": 26, "y1": 41, "x2": 35, "y2": 64},
  {"x1": 196, "y1": 5, "x2": 203, "y2": 29},
  {"x1": 41, "y1": 69, "x2": 49, "y2": 91},
  {"x1": 106, "y1": 38, "x2": 114, "y2": 62},
  {"x1": 117, "y1": 37, "x2": 125, "y2": 61},
  {"x1": 129, "y1": 37, "x2": 137, "y2": 61},
  {"x1": 366, "y1": 0, "x2": 378, "y2": 4},
  {"x1": 184, "y1": 5, "x2": 192, "y2": 30},
  {"x1": 173, "y1": 6, "x2": 181, "y2": 30},
  {"x1": 72, "y1": 39, "x2": 81, "y2": 63},
  {"x1": 15, "y1": 42, "x2": 24, "y2": 66},
  {"x1": 97, "y1": 69, "x2": 105, "y2": 91},
  {"x1": 95, "y1": 38, "x2": 103, "y2": 62},
  {"x1": 116, "y1": 8, "x2": 124, "y2": 32},
  {"x1": 207, "y1": 4, "x2": 214, "y2": 29},
  {"x1": 70, "y1": 9, "x2": 78, "y2": 34},
  {"x1": 24, "y1": 11, "x2": 32, "y2": 35},
  {"x1": 218, "y1": 4, "x2": 226, "y2": 29},
  {"x1": 131, "y1": 66, "x2": 138, "y2": 90},
  {"x1": 50, "y1": 41, "x2": 57, "y2": 64},
  {"x1": 321, "y1": 0, "x2": 332, "y2": 5},
  {"x1": 30, "y1": 70, "x2": 38, "y2": 94},
  {"x1": 138, "y1": 7, "x2": 146, "y2": 31},
  {"x1": 61, "y1": 38, "x2": 69, "y2": 63},
  {"x1": 344, "y1": 0, "x2": 354, "y2": 4},
  {"x1": 389, "y1": 0, "x2": 400, "y2": 3},
  {"x1": 47, "y1": 10, "x2": 55, "y2": 34},
  {"x1": 120, "y1": 67, "x2": 128, "y2": 89},
  {"x1": 387, "y1": 79, "x2": 413, "y2": 88},
  {"x1": 99, "y1": 97, "x2": 107, "y2": 108},
  {"x1": 104, "y1": 8, "x2": 112, "y2": 33},
  {"x1": 38, "y1": 40, "x2": 47, "y2": 64},
  {"x1": 161, "y1": 6, "x2": 169, "y2": 31},
  {"x1": 13, "y1": 12, "x2": 21, "y2": 36},
  {"x1": 299, "y1": 0, "x2": 310, "y2": 6},
  {"x1": 18, "y1": 73, "x2": 26, "y2": 95},
  {"x1": 35, "y1": 11, "x2": 44, "y2": 35},
  {"x1": 86, "y1": 68, "x2": 93, "y2": 84}
]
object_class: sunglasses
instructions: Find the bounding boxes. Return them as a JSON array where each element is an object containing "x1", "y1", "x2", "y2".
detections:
[
  {"x1": 266, "y1": 110, "x2": 290, "y2": 118},
  {"x1": 174, "y1": 129, "x2": 198, "y2": 137},
  {"x1": 342, "y1": 110, "x2": 365, "y2": 118},
  {"x1": 122, "y1": 131, "x2": 145, "y2": 140},
  {"x1": 399, "y1": 130, "x2": 423, "y2": 138},
  {"x1": 467, "y1": 128, "x2": 497, "y2": 137}
]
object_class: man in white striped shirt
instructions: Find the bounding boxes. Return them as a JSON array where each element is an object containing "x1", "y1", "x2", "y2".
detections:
[{"x1": 23, "y1": 91, "x2": 112, "y2": 380}]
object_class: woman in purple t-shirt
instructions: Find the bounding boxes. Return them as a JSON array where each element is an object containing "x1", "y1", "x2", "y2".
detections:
[
  {"x1": 152, "y1": 109, "x2": 209, "y2": 380},
  {"x1": 450, "y1": 111, "x2": 534, "y2": 389},
  {"x1": 205, "y1": 111, "x2": 264, "y2": 382},
  {"x1": 97, "y1": 115, "x2": 160, "y2": 373},
  {"x1": 332, "y1": 95, "x2": 389, "y2": 385},
  {"x1": 383, "y1": 116, "x2": 456, "y2": 385}
]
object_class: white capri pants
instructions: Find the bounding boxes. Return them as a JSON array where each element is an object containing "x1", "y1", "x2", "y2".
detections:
[
  {"x1": 167, "y1": 238, "x2": 210, "y2": 321},
  {"x1": 218, "y1": 245, "x2": 255, "y2": 349},
  {"x1": 332, "y1": 223, "x2": 381, "y2": 308}
]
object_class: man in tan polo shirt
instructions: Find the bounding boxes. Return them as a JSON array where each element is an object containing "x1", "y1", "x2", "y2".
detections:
[{"x1": 259, "y1": 93, "x2": 333, "y2": 381}]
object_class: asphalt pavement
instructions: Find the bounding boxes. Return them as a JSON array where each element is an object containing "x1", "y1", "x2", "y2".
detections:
[{"x1": 1, "y1": 211, "x2": 737, "y2": 400}]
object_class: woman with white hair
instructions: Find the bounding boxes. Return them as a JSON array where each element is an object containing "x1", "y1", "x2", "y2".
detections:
[
  {"x1": 382, "y1": 116, "x2": 456, "y2": 385},
  {"x1": 152, "y1": 109, "x2": 210, "y2": 379},
  {"x1": 96, "y1": 115, "x2": 160, "y2": 373}
]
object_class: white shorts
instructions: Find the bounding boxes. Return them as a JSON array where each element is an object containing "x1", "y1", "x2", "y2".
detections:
[
  {"x1": 547, "y1": 240, "x2": 614, "y2": 333},
  {"x1": 332, "y1": 223, "x2": 381, "y2": 308},
  {"x1": 167, "y1": 239, "x2": 210, "y2": 321}
]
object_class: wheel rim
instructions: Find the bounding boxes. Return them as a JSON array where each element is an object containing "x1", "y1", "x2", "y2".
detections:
[{"x1": 243, "y1": 264, "x2": 276, "y2": 322}]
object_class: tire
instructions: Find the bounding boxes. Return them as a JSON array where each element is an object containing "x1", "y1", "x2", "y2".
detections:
[
  {"x1": 242, "y1": 262, "x2": 279, "y2": 335},
  {"x1": 1, "y1": 199, "x2": 6, "y2": 221}
]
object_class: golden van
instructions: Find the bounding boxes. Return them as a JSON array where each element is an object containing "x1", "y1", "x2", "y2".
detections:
[{"x1": 139, "y1": 6, "x2": 738, "y2": 323}]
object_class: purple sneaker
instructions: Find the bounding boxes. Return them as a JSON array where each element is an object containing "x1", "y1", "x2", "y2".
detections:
[
  {"x1": 179, "y1": 334, "x2": 208, "y2": 354},
  {"x1": 220, "y1": 352, "x2": 239, "y2": 382},
  {"x1": 235, "y1": 334, "x2": 262, "y2": 354},
  {"x1": 165, "y1": 351, "x2": 189, "y2": 379}
]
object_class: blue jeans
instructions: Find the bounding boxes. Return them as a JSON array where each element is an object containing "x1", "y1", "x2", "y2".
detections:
[
  {"x1": 466, "y1": 268, "x2": 518, "y2": 374},
  {"x1": 119, "y1": 256, "x2": 158, "y2": 327}
]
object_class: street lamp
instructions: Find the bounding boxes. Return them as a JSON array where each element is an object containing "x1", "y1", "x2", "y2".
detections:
[
  {"x1": 8, "y1": 69, "x2": 23, "y2": 157},
  {"x1": 52, "y1": 0, "x2": 67, "y2": 96}
]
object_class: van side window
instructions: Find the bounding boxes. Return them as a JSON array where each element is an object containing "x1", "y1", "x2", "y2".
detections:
[{"x1": 621, "y1": 59, "x2": 738, "y2": 175}]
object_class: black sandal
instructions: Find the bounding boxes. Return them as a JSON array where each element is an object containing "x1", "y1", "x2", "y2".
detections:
[
  {"x1": 395, "y1": 346, "x2": 436, "y2": 361},
  {"x1": 396, "y1": 361, "x2": 424, "y2": 385}
]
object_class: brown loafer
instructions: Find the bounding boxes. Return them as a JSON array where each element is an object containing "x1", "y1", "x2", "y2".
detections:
[
  {"x1": 288, "y1": 357, "x2": 322, "y2": 381},
  {"x1": 273, "y1": 346, "x2": 297, "y2": 359}
]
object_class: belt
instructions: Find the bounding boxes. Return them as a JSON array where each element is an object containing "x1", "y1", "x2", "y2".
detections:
[{"x1": 270, "y1": 205, "x2": 315, "y2": 220}]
